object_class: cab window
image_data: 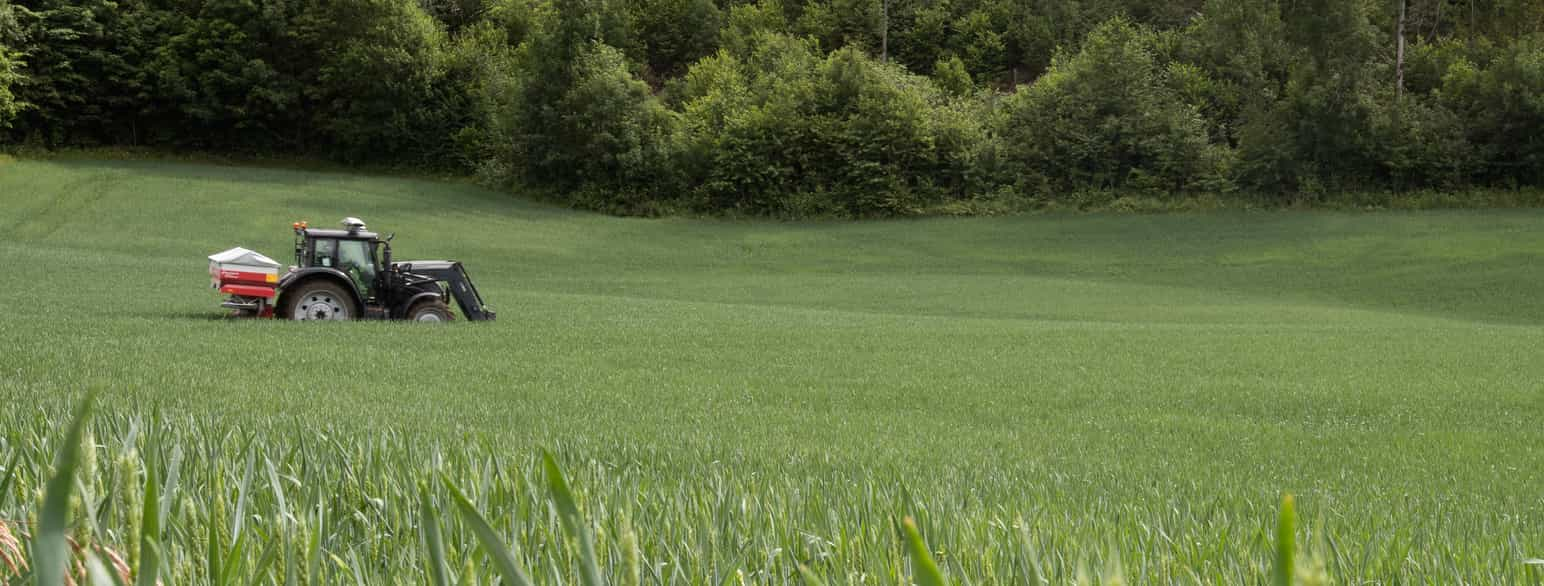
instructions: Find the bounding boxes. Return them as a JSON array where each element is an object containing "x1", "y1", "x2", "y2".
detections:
[
  {"x1": 311, "y1": 239, "x2": 337, "y2": 268},
  {"x1": 337, "y1": 239, "x2": 377, "y2": 297}
]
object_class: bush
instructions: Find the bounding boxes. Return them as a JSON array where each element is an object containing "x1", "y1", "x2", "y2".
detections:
[
  {"x1": 0, "y1": 55, "x2": 15, "y2": 130},
  {"x1": 0, "y1": 1, "x2": 21, "y2": 128},
  {"x1": 1233, "y1": 0, "x2": 1383, "y2": 196},
  {"x1": 443, "y1": 21, "x2": 518, "y2": 172},
  {"x1": 1402, "y1": 37, "x2": 1471, "y2": 96},
  {"x1": 1371, "y1": 95, "x2": 1474, "y2": 190},
  {"x1": 298, "y1": 0, "x2": 469, "y2": 166},
  {"x1": 143, "y1": 0, "x2": 303, "y2": 152},
  {"x1": 481, "y1": 0, "x2": 549, "y2": 47},
  {"x1": 3, "y1": 0, "x2": 152, "y2": 145},
  {"x1": 417, "y1": 0, "x2": 491, "y2": 33},
  {"x1": 887, "y1": 0, "x2": 1061, "y2": 87},
  {"x1": 557, "y1": 43, "x2": 685, "y2": 211},
  {"x1": 719, "y1": 0, "x2": 789, "y2": 58},
  {"x1": 680, "y1": 35, "x2": 988, "y2": 217},
  {"x1": 1234, "y1": 68, "x2": 1385, "y2": 195},
  {"x1": 932, "y1": 55, "x2": 974, "y2": 97},
  {"x1": 625, "y1": 0, "x2": 721, "y2": 79},
  {"x1": 1439, "y1": 35, "x2": 1544, "y2": 186},
  {"x1": 996, "y1": 18, "x2": 1232, "y2": 197},
  {"x1": 793, "y1": 0, "x2": 881, "y2": 55},
  {"x1": 1173, "y1": 0, "x2": 1290, "y2": 144},
  {"x1": 464, "y1": 0, "x2": 685, "y2": 211}
]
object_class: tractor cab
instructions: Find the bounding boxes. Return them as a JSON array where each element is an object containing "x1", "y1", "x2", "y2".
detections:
[{"x1": 292, "y1": 218, "x2": 384, "y2": 303}]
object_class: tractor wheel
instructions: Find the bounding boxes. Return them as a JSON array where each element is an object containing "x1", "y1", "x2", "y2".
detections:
[
  {"x1": 281, "y1": 281, "x2": 356, "y2": 321},
  {"x1": 406, "y1": 300, "x2": 454, "y2": 323}
]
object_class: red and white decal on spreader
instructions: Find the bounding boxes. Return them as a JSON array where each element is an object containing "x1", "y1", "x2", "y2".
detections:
[
  {"x1": 220, "y1": 284, "x2": 277, "y2": 299},
  {"x1": 218, "y1": 270, "x2": 277, "y2": 286}
]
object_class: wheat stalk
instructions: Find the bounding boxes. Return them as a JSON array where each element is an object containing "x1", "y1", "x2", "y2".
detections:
[
  {"x1": 0, "y1": 518, "x2": 26, "y2": 576},
  {"x1": 0, "y1": 519, "x2": 137, "y2": 585}
]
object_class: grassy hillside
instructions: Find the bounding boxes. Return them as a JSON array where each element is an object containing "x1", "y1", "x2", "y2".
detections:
[{"x1": 1, "y1": 158, "x2": 1542, "y2": 583}]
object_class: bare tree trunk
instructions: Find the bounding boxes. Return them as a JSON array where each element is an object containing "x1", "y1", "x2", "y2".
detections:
[{"x1": 1396, "y1": 0, "x2": 1407, "y2": 100}]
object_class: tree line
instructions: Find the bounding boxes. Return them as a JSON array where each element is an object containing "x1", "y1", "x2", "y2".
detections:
[{"x1": 0, "y1": 0, "x2": 1541, "y2": 216}]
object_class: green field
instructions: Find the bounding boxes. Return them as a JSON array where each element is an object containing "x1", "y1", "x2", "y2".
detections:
[{"x1": 1, "y1": 157, "x2": 1542, "y2": 584}]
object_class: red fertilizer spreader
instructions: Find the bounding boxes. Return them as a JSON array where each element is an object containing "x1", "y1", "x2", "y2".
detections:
[{"x1": 208, "y1": 247, "x2": 281, "y2": 317}]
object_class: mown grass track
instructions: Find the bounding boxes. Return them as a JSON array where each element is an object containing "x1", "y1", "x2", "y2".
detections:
[{"x1": 1, "y1": 158, "x2": 1542, "y2": 583}]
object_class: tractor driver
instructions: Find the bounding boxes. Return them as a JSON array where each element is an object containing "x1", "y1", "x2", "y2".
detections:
[{"x1": 337, "y1": 240, "x2": 377, "y2": 300}]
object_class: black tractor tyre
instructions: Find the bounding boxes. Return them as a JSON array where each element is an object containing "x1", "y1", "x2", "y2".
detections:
[
  {"x1": 280, "y1": 281, "x2": 357, "y2": 321},
  {"x1": 406, "y1": 300, "x2": 454, "y2": 323}
]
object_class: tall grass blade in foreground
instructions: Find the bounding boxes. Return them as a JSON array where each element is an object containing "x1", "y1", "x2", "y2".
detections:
[
  {"x1": 797, "y1": 565, "x2": 829, "y2": 586},
  {"x1": 1015, "y1": 516, "x2": 1045, "y2": 584},
  {"x1": 136, "y1": 430, "x2": 160, "y2": 586},
  {"x1": 1273, "y1": 494, "x2": 1296, "y2": 586},
  {"x1": 543, "y1": 451, "x2": 605, "y2": 586},
  {"x1": 0, "y1": 452, "x2": 19, "y2": 509},
  {"x1": 419, "y1": 484, "x2": 451, "y2": 586},
  {"x1": 443, "y1": 477, "x2": 534, "y2": 586},
  {"x1": 32, "y1": 393, "x2": 94, "y2": 586},
  {"x1": 205, "y1": 516, "x2": 221, "y2": 586},
  {"x1": 619, "y1": 522, "x2": 639, "y2": 586},
  {"x1": 83, "y1": 550, "x2": 124, "y2": 586},
  {"x1": 134, "y1": 539, "x2": 159, "y2": 586},
  {"x1": 902, "y1": 516, "x2": 949, "y2": 586},
  {"x1": 306, "y1": 490, "x2": 323, "y2": 586}
]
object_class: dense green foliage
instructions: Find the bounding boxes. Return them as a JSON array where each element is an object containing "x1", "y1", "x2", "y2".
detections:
[
  {"x1": 996, "y1": 18, "x2": 1228, "y2": 194},
  {"x1": 2, "y1": 159, "x2": 1543, "y2": 582},
  {"x1": 678, "y1": 36, "x2": 986, "y2": 215},
  {"x1": 2, "y1": 0, "x2": 1543, "y2": 215},
  {"x1": 0, "y1": 1, "x2": 21, "y2": 128}
]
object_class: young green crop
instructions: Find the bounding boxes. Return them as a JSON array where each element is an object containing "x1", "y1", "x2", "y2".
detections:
[
  {"x1": 5, "y1": 401, "x2": 1330, "y2": 584},
  {"x1": 1, "y1": 158, "x2": 1542, "y2": 583}
]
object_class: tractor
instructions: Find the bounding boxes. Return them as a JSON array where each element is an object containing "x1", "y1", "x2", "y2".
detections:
[{"x1": 209, "y1": 217, "x2": 495, "y2": 322}]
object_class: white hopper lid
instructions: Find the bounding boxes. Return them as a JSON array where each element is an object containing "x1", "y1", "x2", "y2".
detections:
[{"x1": 208, "y1": 247, "x2": 281, "y2": 268}]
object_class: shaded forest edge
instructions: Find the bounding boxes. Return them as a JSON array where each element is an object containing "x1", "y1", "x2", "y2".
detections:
[{"x1": 1, "y1": 0, "x2": 1541, "y2": 218}]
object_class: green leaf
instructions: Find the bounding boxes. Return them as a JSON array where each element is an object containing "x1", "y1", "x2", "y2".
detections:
[
  {"x1": 543, "y1": 451, "x2": 605, "y2": 586},
  {"x1": 901, "y1": 516, "x2": 948, "y2": 586},
  {"x1": 221, "y1": 532, "x2": 247, "y2": 586},
  {"x1": 347, "y1": 549, "x2": 370, "y2": 586},
  {"x1": 83, "y1": 549, "x2": 126, "y2": 586},
  {"x1": 456, "y1": 554, "x2": 478, "y2": 586},
  {"x1": 158, "y1": 445, "x2": 182, "y2": 534},
  {"x1": 137, "y1": 438, "x2": 160, "y2": 586},
  {"x1": 247, "y1": 539, "x2": 278, "y2": 586},
  {"x1": 285, "y1": 534, "x2": 298, "y2": 586},
  {"x1": 1273, "y1": 494, "x2": 1296, "y2": 586},
  {"x1": 541, "y1": 451, "x2": 581, "y2": 536},
  {"x1": 135, "y1": 537, "x2": 160, "y2": 586},
  {"x1": 264, "y1": 459, "x2": 286, "y2": 526},
  {"x1": 207, "y1": 517, "x2": 222, "y2": 586},
  {"x1": 797, "y1": 564, "x2": 830, "y2": 586},
  {"x1": 307, "y1": 490, "x2": 323, "y2": 586},
  {"x1": 0, "y1": 451, "x2": 19, "y2": 510},
  {"x1": 33, "y1": 393, "x2": 94, "y2": 586},
  {"x1": 442, "y1": 477, "x2": 534, "y2": 586},
  {"x1": 232, "y1": 449, "x2": 255, "y2": 537},
  {"x1": 1015, "y1": 516, "x2": 1045, "y2": 585},
  {"x1": 419, "y1": 483, "x2": 451, "y2": 586}
]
